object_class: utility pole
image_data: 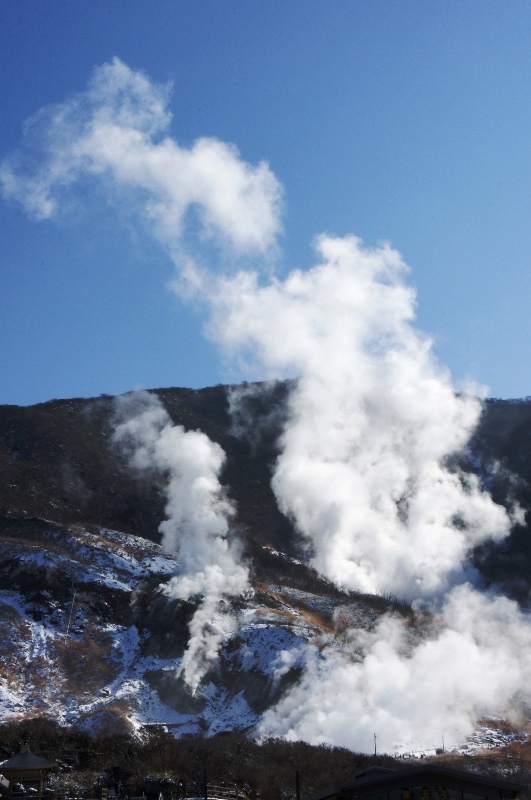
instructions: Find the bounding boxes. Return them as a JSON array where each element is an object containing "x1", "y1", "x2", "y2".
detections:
[
  {"x1": 374, "y1": 733, "x2": 377, "y2": 757},
  {"x1": 442, "y1": 734, "x2": 445, "y2": 752},
  {"x1": 65, "y1": 588, "x2": 77, "y2": 640}
]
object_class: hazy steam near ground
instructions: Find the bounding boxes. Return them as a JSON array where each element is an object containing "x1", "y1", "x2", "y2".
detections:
[
  {"x1": 259, "y1": 584, "x2": 531, "y2": 753},
  {"x1": 4, "y1": 59, "x2": 531, "y2": 752},
  {"x1": 112, "y1": 390, "x2": 250, "y2": 691}
]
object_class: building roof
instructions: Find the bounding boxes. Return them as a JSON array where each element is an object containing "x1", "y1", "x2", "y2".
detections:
[
  {"x1": 304, "y1": 764, "x2": 524, "y2": 800},
  {"x1": 0, "y1": 746, "x2": 58, "y2": 772}
]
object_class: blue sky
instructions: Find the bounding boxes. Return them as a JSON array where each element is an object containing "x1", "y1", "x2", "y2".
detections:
[{"x1": 1, "y1": 1, "x2": 530, "y2": 406}]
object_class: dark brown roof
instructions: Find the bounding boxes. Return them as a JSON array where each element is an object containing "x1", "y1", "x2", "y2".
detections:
[
  {"x1": 304, "y1": 764, "x2": 523, "y2": 800},
  {"x1": 0, "y1": 750, "x2": 58, "y2": 772}
]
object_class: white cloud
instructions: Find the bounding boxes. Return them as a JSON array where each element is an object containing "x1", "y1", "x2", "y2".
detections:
[{"x1": 1, "y1": 57, "x2": 281, "y2": 256}]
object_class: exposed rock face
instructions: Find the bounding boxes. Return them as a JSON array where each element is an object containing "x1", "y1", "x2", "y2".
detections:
[
  {"x1": 0, "y1": 384, "x2": 530, "y2": 739},
  {"x1": 0, "y1": 516, "x2": 374, "y2": 736},
  {"x1": 0, "y1": 384, "x2": 295, "y2": 558}
]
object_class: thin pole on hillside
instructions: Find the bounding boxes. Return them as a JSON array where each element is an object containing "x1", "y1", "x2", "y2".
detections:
[
  {"x1": 374, "y1": 733, "x2": 377, "y2": 757},
  {"x1": 65, "y1": 588, "x2": 77, "y2": 639}
]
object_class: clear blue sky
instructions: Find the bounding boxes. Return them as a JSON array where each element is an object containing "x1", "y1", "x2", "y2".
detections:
[{"x1": 1, "y1": 1, "x2": 530, "y2": 406}]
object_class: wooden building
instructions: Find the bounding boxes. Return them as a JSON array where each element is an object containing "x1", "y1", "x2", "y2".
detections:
[
  {"x1": 304, "y1": 766, "x2": 523, "y2": 800},
  {"x1": 0, "y1": 745, "x2": 58, "y2": 798}
]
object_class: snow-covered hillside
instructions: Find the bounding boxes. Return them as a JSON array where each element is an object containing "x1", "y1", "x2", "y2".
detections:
[
  {"x1": 2, "y1": 517, "x2": 527, "y2": 759},
  {"x1": 0, "y1": 520, "x2": 337, "y2": 736},
  {"x1": 2, "y1": 387, "x2": 531, "y2": 756}
]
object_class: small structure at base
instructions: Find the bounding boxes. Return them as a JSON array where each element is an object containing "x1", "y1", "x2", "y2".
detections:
[{"x1": 0, "y1": 745, "x2": 58, "y2": 799}]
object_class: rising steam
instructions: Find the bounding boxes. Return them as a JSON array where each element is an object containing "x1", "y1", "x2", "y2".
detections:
[
  {"x1": 4, "y1": 58, "x2": 531, "y2": 752},
  {"x1": 113, "y1": 390, "x2": 250, "y2": 691},
  {"x1": 206, "y1": 235, "x2": 530, "y2": 751},
  {"x1": 259, "y1": 583, "x2": 531, "y2": 752},
  {"x1": 1, "y1": 58, "x2": 281, "y2": 256},
  {"x1": 208, "y1": 234, "x2": 521, "y2": 599}
]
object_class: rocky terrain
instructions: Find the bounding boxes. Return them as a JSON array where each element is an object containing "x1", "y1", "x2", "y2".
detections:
[
  {"x1": 0, "y1": 513, "x2": 398, "y2": 739},
  {"x1": 1, "y1": 383, "x2": 531, "y2": 752}
]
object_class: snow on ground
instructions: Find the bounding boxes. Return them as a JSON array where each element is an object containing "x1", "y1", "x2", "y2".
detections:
[
  {"x1": 380, "y1": 720, "x2": 529, "y2": 760},
  {"x1": 0, "y1": 522, "x2": 413, "y2": 738},
  {"x1": 1, "y1": 521, "x2": 528, "y2": 752},
  {"x1": 235, "y1": 624, "x2": 308, "y2": 675},
  {"x1": 266, "y1": 584, "x2": 380, "y2": 632},
  {"x1": 0, "y1": 525, "x2": 179, "y2": 595},
  {"x1": 0, "y1": 523, "x2": 320, "y2": 735},
  {"x1": 458, "y1": 721, "x2": 528, "y2": 754},
  {"x1": 0, "y1": 590, "x2": 63, "y2": 719}
]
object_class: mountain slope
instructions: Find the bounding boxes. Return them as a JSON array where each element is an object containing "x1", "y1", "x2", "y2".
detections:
[
  {"x1": 0, "y1": 516, "x2": 398, "y2": 739},
  {"x1": 1, "y1": 384, "x2": 531, "y2": 750}
]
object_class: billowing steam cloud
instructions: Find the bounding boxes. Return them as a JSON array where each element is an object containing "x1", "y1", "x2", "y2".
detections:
[
  {"x1": 209, "y1": 234, "x2": 522, "y2": 599},
  {"x1": 260, "y1": 583, "x2": 531, "y2": 752},
  {"x1": 4, "y1": 58, "x2": 531, "y2": 752},
  {"x1": 205, "y1": 237, "x2": 529, "y2": 751},
  {"x1": 1, "y1": 57, "x2": 281, "y2": 257},
  {"x1": 113, "y1": 390, "x2": 250, "y2": 691}
]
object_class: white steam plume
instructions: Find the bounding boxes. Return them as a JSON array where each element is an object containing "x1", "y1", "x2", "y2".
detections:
[
  {"x1": 206, "y1": 235, "x2": 531, "y2": 751},
  {"x1": 259, "y1": 583, "x2": 531, "y2": 753},
  {"x1": 4, "y1": 59, "x2": 531, "y2": 752},
  {"x1": 113, "y1": 390, "x2": 250, "y2": 691},
  {"x1": 209, "y1": 234, "x2": 521, "y2": 599},
  {"x1": 1, "y1": 57, "x2": 281, "y2": 257}
]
